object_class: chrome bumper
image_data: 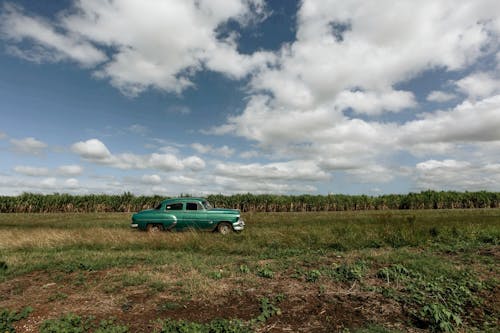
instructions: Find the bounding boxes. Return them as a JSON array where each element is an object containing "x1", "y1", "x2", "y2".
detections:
[
  {"x1": 233, "y1": 220, "x2": 245, "y2": 231},
  {"x1": 130, "y1": 223, "x2": 138, "y2": 228}
]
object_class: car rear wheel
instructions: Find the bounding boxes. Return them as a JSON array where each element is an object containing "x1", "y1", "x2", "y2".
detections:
[
  {"x1": 217, "y1": 222, "x2": 233, "y2": 235},
  {"x1": 146, "y1": 223, "x2": 164, "y2": 233}
]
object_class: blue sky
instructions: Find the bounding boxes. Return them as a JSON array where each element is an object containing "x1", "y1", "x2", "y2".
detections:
[{"x1": 1, "y1": 0, "x2": 500, "y2": 196}]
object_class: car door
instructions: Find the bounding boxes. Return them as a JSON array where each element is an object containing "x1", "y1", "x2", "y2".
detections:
[
  {"x1": 184, "y1": 201, "x2": 210, "y2": 230},
  {"x1": 164, "y1": 202, "x2": 185, "y2": 230}
]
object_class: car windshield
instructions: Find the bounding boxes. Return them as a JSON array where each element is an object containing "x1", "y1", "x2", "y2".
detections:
[
  {"x1": 154, "y1": 202, "x2": 163, "y2": 210},
  {"x1": 202, "y1": 201, "x2": 213, "y2": 210}
]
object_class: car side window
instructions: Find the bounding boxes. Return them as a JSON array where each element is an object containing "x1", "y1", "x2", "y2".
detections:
[
  {"x1": 166, "y1": 203, "x2": 183, "y2": 210},
  {"x1": 186, "y1": 202, "x2": 203, "y2": 211}
]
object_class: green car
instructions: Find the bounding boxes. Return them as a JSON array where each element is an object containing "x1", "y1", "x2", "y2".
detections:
[{"x1": 130, "y1": 197, "x2": 245, "y2": 234}]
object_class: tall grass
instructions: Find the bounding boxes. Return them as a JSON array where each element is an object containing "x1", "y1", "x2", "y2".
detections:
[{"x1": 0, "y1": 209, "x2": 498, "y2": 278}]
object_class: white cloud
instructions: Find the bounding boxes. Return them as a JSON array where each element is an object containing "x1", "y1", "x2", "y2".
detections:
[
  {"x1": 10, "y1": 137, "x2": 48, "y2": 154},
  {"x1": 13, "y1": 166, "x2": 49, "y2": 176},
  {"x1": 167, "y1": 175, "x2": 201, "y2": 186},
  {"x1": 191, "y1": 143, "x2": 212, "y2": 154},
  {"x1": 214, "y1": 160, "x2": 329, "y2": 182},
  {"x1": 40, "y1": 177, "x2": 57, "y2": 189},
  {"x1": 0, "y1": 3, "x2": 107, "y2": 66},
  {"x1": 71, "y1": 139, "x2": 112, "y2": 160},
  {"x1": 158, "y1": 146, "x2": 180, "y2": 155},
  {"x1": 141, "y1": 174, "x2": 162, "y2": 185},
  {"x1": 182, "y1": 156, "x2": 206, "y2": 171},
  {"x1": 335, "y1": 89, "x2": 416, "y2": 115},
  {"x1": 191, "y1": 143, "x2": 234, "y2": 158},
  {"x1": 455, "y1": 72, "x2": 500, "y2": 99},
  {"x1": 1, "y1": 0, "x2": 274, "y2": 96},
  {"x1": 71, "y1": 138, "x2": 206, "y2": 172},
  {"x1": 399, "y1": 95, "x2": 500, "y2": 145},
  {"x1": 239, "y1": 150, "x2": 259, "y2": 159},
  {"x1": 56, "y1": 164, "x2": 83, "y2": 176},
  {"x1": 211, "y1": 0, "x2": 500, "y2": 172},
  {"x1": 414, "y1": 159, "x2": 500, "y2": 190},
  {"x1": 64, "y1": 178, "x2": 79, "y2": 189},
  {"x1": 0, "y1": 132, "x2": 6, "y2": 139},
  {"x1": 148, "y1": 153, "x2": 184, "y2": 171},
  {"x1": 426, "y1": 90, "x2": 456, "y2": 103},
  {"x1": 346, "y1": 165, "x2": 395, "y2": 184},
  {"x1": 213, "y1": 176, "x2": 317, "y2": 194}
]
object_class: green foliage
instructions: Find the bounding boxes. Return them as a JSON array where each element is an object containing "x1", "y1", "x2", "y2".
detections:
[
  {"x1": 157, "y1": 318, "x2": 251, "y2": 333},
  {"x1": 40, "y1": 315, "x2": 128, "y2": 333},
  {"x1": 238, "y1": 264, "x2": 250, "y2": 274},
  {"x1": 3, "y1": 190, "x2": 500, "y2": 213},
  {"x1": 256, "y1": 266, "x2": 274, "y2": 279},
  {"x1": 0, "y1": 261, "x2": 7, "y2": 271},
  {"x1": 149, "y1": 281, "x2": 167, "y2": 292},
  {"x1": 40, "y1": 314, "x2": 93, "y2": 333},
  {"x1": 304, "y1": 269, "x2": 321, "y2": 282},
  {"x1": 94, "y1": 319, "x2": 129, "y2": 333},
  {"x1": 420, "y1": 303, "x2": 462, "y2": 332},
  {"x1": 326, "y1": 261, "x2": 366, "y2": 282},
  {"x1": 255, "y1": 296, "x2": 282, "y2": 323},
  {"x1": 376, "y1": 264, "x2": 484, "y2": 332},
  {"x1": 0, "y1": 307, "x2": 32, "y2": 333}
]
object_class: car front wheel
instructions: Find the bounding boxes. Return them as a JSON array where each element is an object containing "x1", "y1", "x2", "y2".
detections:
[
  {"x1": 217, "y1": 222, "x2": 233, "y2": 235},
  {"x1": 146, "y1": 223, "x2": 164, "y2": 233}
]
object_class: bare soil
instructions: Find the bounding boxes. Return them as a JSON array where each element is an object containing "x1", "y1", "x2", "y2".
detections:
[{"x1": 0, "y1": 268, "x2": 418, "y2": 333}]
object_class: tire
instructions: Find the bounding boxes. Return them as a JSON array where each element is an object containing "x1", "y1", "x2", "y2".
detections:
[
  {"x1": 146, "y1": 223, "x2": 164, "y2": 233},
  {"x1": 217, "y1": 222, "x2": 233, "y2": 235}
]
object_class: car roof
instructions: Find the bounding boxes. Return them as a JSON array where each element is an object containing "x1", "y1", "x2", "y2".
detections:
[{"x1": 162, "y1": 197, "x2": 206, "y2": 204}]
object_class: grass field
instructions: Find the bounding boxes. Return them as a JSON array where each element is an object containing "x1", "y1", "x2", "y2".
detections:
[{"x1": 0, "y1": 210, "x2": 499, "y2": 332}]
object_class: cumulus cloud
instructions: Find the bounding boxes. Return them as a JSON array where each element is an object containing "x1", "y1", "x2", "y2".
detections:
[
  {"x1": 426, "y1": 90, "x2": 456, "y2": 103},
  {"x1": 335, "y1": 89, "x2": 416, "y2": 115},
  {"x1": 56, "y1": 164, "x2": 83, "y2": 176},
  {"x1": 455, "y1": 72, "x2": 500, "y2": 99},
  {"x1": 0, "y1": 3, "x2": 107, "y2": 66},
  {"x1": 239, "y1": 150, "x2": 259, "y2": 159},
  {"x1": 191, "y1": 143, "x2": 235, "y2": 158},
  {"x1": 167, "y1": 175, "x2": 201, "y2": 186},
  {"x1": 1, "y1": 0, "x2": 275, "y2": 96},
  {"x1": 214, "y1": 160, "x2": 329, "y2": 182},
  {"x1": 64, "y1": 178, "x2": 79, "y2": 188},
  {"x1": 399, "y1": 95, "x2": 500, "y2": 145},
  {"x1": 71, "y1": 139, "x2": 112, "y2": 160},
  {"x1": 414, "y1": 159, "x2": 500, "y2": 190},
  {"x1": 13, "y1": 166, "x2": 49, "y2": 176},
  {"x1": 346, "y1": 165, "x2": 395, "y2": 184},
  {"x1": 141, "y1": 174, "x2": 162, "y2": 185},
  {"x1": 71, "y1": 138, "x2": 206, "y2": 172},
  {"x1": 10, "y1": 137, "x2": 48, "y2": 154},
  {"x1": 213, "y1": 176, "x2": 317, "y2": 194}
]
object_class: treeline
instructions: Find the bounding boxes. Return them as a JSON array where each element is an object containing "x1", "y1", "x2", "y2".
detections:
[{"x1": 1, "y1": 191, "x2": 500, "y2": 213}]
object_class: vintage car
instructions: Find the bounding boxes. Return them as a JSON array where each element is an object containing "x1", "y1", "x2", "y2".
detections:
[{"x1": 130, "y1": 197, "x2": 245, "y2": 234}]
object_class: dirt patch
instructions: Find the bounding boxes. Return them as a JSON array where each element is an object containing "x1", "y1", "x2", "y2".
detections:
[{"x1": 0, "y1": 268, "x2": 424, "y2": 332}]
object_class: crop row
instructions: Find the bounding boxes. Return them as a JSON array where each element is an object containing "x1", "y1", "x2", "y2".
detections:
[{"x1": 1, "y1": 190, "x2": 500, "y2": 213}]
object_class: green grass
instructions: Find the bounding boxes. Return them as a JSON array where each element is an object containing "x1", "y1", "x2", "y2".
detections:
[{"x1": 0, "y1": 210, "x2": 499, "y2": 332}]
